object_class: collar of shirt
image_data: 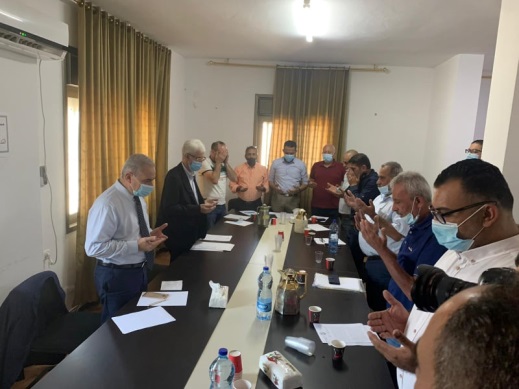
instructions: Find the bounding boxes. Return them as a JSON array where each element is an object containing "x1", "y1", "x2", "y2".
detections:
[
  {"x1": 115, "y1": 179, "x2": 133, "y2": 199},
  {"x1": 456, "y1": 233, "x2": 519, "y2": 265},
  {"x1": 182, "y1": 162, "x2": 196, "y2": 178},
  {"x1": 410, "y1": 213, "x2": 433, "y2": 232}
]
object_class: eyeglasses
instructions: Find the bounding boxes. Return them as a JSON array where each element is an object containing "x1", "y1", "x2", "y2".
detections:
[
  {"x1": 465, "y1": 148, "x2": 482, "y2": 154},
  {"x1": 429, "y1": 200, "x2": 496, "y2": 224},
  {"x1": 188, "y1": 154, "x2": 206, "y2": 162}
]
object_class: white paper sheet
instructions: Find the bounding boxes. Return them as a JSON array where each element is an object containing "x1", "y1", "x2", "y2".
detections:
[
  {"x1": 224, "y1": 214, "x2": 250, "y2": 221},
  {"x1": 112, "y1": 307, "x2": 175, "y2": 334},
  {"x1": 311, "y1": 216, "x2": 329, "y2": 222},
  {"x1": 308, "y1": 223, "x2": 330, "y2": 232},
  {"x1": 312, "y1": 273, "x2": 364, "y2": 292},
  {"x1": 203, "y1": 234, "x2": 233, "y2": 242},
  {"x1": 161, "y1": 280, "x2": 183, "y2": 291},
  {"x1": 314, "y1": 237, "x2": 347, "y2": 246},
  {"x1": 224, "y1": 220, "x2": 253, "y2": 227},
  {"x1": 313, "y1": 323, "x2": 375, "y2": 346},
  {"x1": 136, "y1": 291, "x2": 189, "y2": 307},
  {"x1": 240, "y1": 210, "x2": 257, "y2": 216},
  {"x1": 190, "y1": 241, "x2": 235, "y2": 251}
]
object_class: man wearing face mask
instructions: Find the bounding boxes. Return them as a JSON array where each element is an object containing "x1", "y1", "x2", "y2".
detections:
[
  {"x1": 366, "y1": 159, "x2": 519, "y2": 389},
  {"x1": 268, "y1": 140, "x2": 309, "y2": 212},
  {"x1": 359, "y1": 171, "x2": 447, "y2": 310},
  {"x1": 464, "y1": 139, "x2": 483, "y2": 160},
  {"x1": 86, "y1": 154, "x2": 168, "y2": 322},
  {"x1": 157, "y1": 139, "x2": 216, "y2": 261},
  {"x1": 308, "y1": 144, "x2": 345, "y2": 220},
  {"x1": 229, "y1": 146, "x2": 269, "y2": 211}
]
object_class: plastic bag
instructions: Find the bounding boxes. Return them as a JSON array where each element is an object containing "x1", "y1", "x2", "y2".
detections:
[{"x1": 208, "y1": 280, "x2": 228, "y2": 308}]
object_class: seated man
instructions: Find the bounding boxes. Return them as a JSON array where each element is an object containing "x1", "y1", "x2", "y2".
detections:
[
  {"x1": 367, "y1": 159, "x2": 519, "y2": 389},
  {"x1": 229, "y1": 146, "x2": 269, "y2": 211},
  {"x1": 157, "y1": 139, "x2": 216, "y2": 261},
  {"x1": 359, "y1": 171, "x2": 446, "y2": 310},
  {"x1": 465, "y1": 139, "x2": 483, "y2": 159},
  {"x1": 415, "y1": 279, "x2": 519, "y2": 389}
]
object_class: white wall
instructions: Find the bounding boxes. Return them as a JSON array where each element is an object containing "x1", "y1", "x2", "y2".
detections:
[
  {"x1": 474, "y1": 78, "x2": 491, "y2": 140},
  {"x1": 0, "y1": 0, "x2": 76, "y2": 304}
]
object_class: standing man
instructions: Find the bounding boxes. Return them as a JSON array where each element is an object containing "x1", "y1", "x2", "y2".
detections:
[
  {"x1": 356, "y1": 161, "x2": 409, "y2": 311},
  {"x1": 198, "y1": 141, "x2": 237, "y2": 229},
  {"x1": 308, "y1": 144, "x2": 345, "y2": 220},
  {"x1": 85, "y1": 154, "x2": 168, "y2": 322},
  {"x1": 367, "y1": 159, "x2": 519, "y2": 389},
  {"x1": 359, "y1": 171, "x2": 446, "y2": 310},
  {"x1": 229, "y1": 146, "x2": 269, "y2": 211},
  {"x1": 157, "y1": 139, "x2": 216, "y2": 261},
  {"x1": 465, "y1": 139, "x2": 483, "y2": 159},
  {"x1": 269, "y1": 140, "x2": 309, "y2": 212}
]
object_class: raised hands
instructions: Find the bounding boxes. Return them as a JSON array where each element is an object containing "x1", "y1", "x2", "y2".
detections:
[{"x1": 367, "y1": 290, "x2": 409, "y2": 338}]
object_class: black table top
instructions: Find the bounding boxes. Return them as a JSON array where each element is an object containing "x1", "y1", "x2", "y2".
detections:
[{"x1": 35, "y1": 219, "x2": 393, "y2": 389}]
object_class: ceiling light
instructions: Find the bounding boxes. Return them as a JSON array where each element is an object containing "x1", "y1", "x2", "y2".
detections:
[
  {"x1": 303, "y1": 0, "x2": 313, "y2": 43},
  {"x1": 294, "y1": 0, "x2": 328, "y2": 43}
]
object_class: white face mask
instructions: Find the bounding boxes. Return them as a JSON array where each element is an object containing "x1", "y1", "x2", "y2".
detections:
[
  {"x1": 378, "y1": 185, "x2": 389, "y2": 195},
  {"x1": 403, "y1": 197, "x2": 419, "y2": 225}
]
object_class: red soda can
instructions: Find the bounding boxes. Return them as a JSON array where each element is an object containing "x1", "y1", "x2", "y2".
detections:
[
  {"x1": 271, "y1": 218, "x2": 277, "y2": 226},
  {"x1": 311, "y1": 216, "x2": 317, "y2": 223}
]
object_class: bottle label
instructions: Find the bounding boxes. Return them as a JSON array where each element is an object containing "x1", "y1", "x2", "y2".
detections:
[{"x1": 257, "y1": 300, "x2": 271, "y2": 312}]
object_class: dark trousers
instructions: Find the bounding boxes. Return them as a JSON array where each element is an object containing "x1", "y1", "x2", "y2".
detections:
[
  {"x1": 233, "y1": 198, "x2": 262, "y2": 212},
  {"x1": 310, "y1": 207, "x2": 340, "y2": 222},
  {"x1": 94, "y1": 265, "x2": 147, "y2": 323},
  {"x1": 365, "y1": 256, "x2": 392, "y2": 311},
  {"x1": 347, "y1": 228, "x2": 367, "y2": 282},
  {"x1": 207, "y1": 204, "x2": 226, "y2": 230}
]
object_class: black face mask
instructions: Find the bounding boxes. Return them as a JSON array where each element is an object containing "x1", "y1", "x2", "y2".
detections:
[{"x1": 246, "y1": 158, "x2": 256, "y2": 167}]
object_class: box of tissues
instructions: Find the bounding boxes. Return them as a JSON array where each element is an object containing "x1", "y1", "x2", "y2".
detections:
[{"x1": 259, "y1": 351, "x2": 303, "y2": 389}]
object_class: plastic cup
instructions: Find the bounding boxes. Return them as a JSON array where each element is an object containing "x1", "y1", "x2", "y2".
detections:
[
  {"x1": 331, "y1": 339, "x2": 346, "y2": 360},
  {"x1": 296, "y1": 270, "x2": 307, "y2": 285},
  {"x1": 229, "y1": 350, "x2": 243, "y2": 380},
  {"x1": 271, "y1": 218, "x2": 277, "y2": 226},
  {"x1": 304, "y1": 234, "x2": 312, "y2": 246},
  {"x1": 315, "y1": 251, "x2": 323, "y2": 264},
  {"x1": 325, "y1": 257, "x2": 335, "y2": 271},
  {"x1": 233, "y1": 379, "x2": 252, "y2": 389},
  {"x1": 308, "y1": 305, "x2": 322, "y2": 324},
  {"x1": 280, "y1": 212, "x2": 286, "y2": 225},
  {"x1": 311, "y1": 216, "x2": 317, "y2": 223},
  {"x1": 264, "y1": 253, "x2": 274, "y2": 269},
  {"x1": 304, "y1": 227, "x2": 310, "y2": 236},
  {"x1": 274, "y1": 234, "x2": 282, "y2": 252}
]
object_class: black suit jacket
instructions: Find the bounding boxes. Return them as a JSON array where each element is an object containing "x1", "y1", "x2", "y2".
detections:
[{"x1": 157, "y1": 163, "x2": 207, "y2": 259}]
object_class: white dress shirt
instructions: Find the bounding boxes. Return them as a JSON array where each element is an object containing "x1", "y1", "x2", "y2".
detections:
[
  {"x1": 358, "y1": 193, "x2": 409, "y2": 256},
  {"x1": 85, "y1": 180, "x2": 151, "y2": 265},
  {"x1": 338, "y1": 173, "x2": 350, "y2": 215},
  {"x1": 397, "y1": 233, "x2": 519, "y2": 389}
]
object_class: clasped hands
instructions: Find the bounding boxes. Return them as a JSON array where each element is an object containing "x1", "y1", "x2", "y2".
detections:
[
  {"x1": 138, "y1": 223, "x2": 168, "y2": 252},
  {"x1": 236, "y1": 184, "x2": 266, "y2": 193}
]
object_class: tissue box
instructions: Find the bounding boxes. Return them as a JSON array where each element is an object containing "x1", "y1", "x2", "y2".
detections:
[{"x1": 259, "y1": 351, "x2": 303, "y2": 389}]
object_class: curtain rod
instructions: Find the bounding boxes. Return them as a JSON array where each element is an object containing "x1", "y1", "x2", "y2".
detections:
[{"x1": 207, "y1": 61, "x2": 389, "y2": 73}]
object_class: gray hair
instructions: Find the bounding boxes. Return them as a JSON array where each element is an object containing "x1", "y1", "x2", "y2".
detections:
[
  {"x1": 182, "y1": 139, "x2": 206, "y2": 156},
  {"x1": 390, "y1": 171, "x2": 431, "y2": 202},
  {"x1": 381, "y1": 161, "x2": 404, "y2": 179},
  {"x1": 121, "y1": 154, "x2": 155, "y2": 177}
]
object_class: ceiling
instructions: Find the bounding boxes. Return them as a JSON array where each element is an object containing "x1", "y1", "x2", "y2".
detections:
[{"x1": 90, "y1": 0, "x2": 501, "y2": 72}]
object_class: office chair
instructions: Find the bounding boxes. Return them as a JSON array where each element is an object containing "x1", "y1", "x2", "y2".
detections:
[{"x1": 0, "y1": 271, "x2": 101, "y2": 388}]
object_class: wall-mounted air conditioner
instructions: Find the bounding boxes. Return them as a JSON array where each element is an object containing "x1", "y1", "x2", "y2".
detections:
[{"x1": 0, "y1": 1, "x2": 69, "y2": 61}]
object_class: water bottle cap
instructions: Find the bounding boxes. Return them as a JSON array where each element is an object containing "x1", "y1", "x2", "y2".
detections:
[
  {"x1": 218, "y1": 348, "x2": 228, "y2": 356},
  {"x1": 263, "y1": 266, "x2": 269, "y2": 271}
]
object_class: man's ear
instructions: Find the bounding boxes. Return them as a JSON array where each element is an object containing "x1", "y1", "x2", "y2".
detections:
[{"x1": 482, "y1": 203, "x2": 499, "y2": 228}]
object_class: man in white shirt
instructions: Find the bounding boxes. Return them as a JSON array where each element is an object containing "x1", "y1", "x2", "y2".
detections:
[
  {"x1": 366, "y1": 159, "x2": 519, "y2": 389},
  {"x1": 198, "y1": 141, "x2": 237, "y2": 229}
]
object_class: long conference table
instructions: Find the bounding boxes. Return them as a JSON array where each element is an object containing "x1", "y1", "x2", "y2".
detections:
[{"x1": 36, "y1": 217, "x2": 394, "y2": 389}]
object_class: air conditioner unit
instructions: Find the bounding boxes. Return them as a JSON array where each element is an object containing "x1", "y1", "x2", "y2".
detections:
[{"x1": 0, "y1": 1, "x2": 69, "y2": 61}]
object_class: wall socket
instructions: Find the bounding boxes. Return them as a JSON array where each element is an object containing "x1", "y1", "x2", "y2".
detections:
[
  {"x1": 40, "y1": 165, "x2": 48, "y2": 187},
  {"x1": 43, "y1": 249, "x2": 51, "y2": 263}
]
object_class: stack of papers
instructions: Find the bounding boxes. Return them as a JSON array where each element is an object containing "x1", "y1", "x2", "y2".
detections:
[
  {"x1": 308, "y1": 223, "x2": 330, "y2": 232},
  {"x1": 191, "y1": 241, "x2": 235, "y2": 251},
  {"x1": 313, "y1": 273, "x2": 364, "y2": 293},
  {"x1": 203, "y1": 234, "x2": 232, "y2": 242},
  {"x1": 313, "y1": 323, "x2": 375, "y2": 346},
  {"x1": 136, "y1": 291, "x2": 189, "y2": 307},
  {"x1": 112, "y1": 307, "x2": 175, "y2": 334},
  {"x1": 311, "y1": 216, "x2": 329, "y2": 222},
  {"x1": 224, "y1": 214, "x2": 250, "y2": 221},
  {"x1": 240, "y1": 210, "x2": 257, "y2": 216},
  {"x1": 314, "y1": 238, "x2": 347, "y2": 246},
  {"x1": 224, "y1": 220, "x2": 254, "y2": 227}
]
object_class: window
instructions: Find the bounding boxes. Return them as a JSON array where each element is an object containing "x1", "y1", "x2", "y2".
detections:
[
  {"x1": 253, "y1": 94, "x2": 273, "y2": 167},
  {"x1": 65, "y1": 51, "x2": 79, "y2": 232}
]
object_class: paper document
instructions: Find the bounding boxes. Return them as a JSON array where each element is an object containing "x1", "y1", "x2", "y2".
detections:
[
  {"x1": 312, "y1": 216, "x2": 329, "y2": 222},
  {"x1": 225, "y1": 220, "x2": 253, "y2": 227},
  {"x1": 224, "y1": 214, "x2": 250, "y2": 221},
  {"x1": 240, "y1": 210, "x2": 257, "y2": 216},
  {"x1": 313, "y1": 273, "x2": 364, "y2": 293},
  {"x1": 203, "y1": 234, "x2": 233, "y2": 242},
  {"x1": 161, "y1": 280, "x2": 183, "y2": 291},
  {"x1": 308, "y1": 223, "x2": 330, "y2": 232},
  {"x1": 137, "y1": 291, "x2": 189, "y2": 307},
  {"x1": 313, "y1": 323, "x2": 375, "y2": 346},
  {"x1": 314, "y1": 238, "x2": 347, "y2": 246},
  {"x1": 191, "y1": 241, "x2": 235, "y2": 251},
  {"x1": 112, "y1": 307, "x2": 175, "y2": 334}
]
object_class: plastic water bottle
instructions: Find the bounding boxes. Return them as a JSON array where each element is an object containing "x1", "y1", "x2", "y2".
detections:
[
  {"x1": 209, "y1": 348, "x2": 235, "y2": 389},
  {"x1": 256, "y1": 266, "x2": 273, "y2": 320},
  {"x1": 329, "y1": 219, "x2": 339, "y2": 255}
]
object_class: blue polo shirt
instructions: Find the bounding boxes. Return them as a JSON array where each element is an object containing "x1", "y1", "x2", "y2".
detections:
[{"x1": 388, "y1": 213, "x2": 447, "y2": 310}]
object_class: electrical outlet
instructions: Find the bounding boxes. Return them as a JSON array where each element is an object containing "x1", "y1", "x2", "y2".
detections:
[
  {"x1": 40, "y1": 166, "x2": 48, "y2": 187},
  {"x1": 43, "y1": 249, "x2": 51, "y2": 263}
]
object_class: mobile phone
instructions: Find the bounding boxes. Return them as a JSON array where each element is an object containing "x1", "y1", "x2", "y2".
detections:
[{"x1": 328, "y1": 274, "x2": 340, "y2": 285}]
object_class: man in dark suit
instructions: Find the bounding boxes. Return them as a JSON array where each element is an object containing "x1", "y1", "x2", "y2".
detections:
[{"x1": 157, "y1": 139, "x2": 217, "y2": 261}]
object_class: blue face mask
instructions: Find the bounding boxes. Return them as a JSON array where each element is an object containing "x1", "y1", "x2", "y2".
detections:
[
  {"x1": 284, "y1": 154, "x2": 295, "y2": 163},
  {"x1": 323, "y1": 153, "x2": 333, "y2": 163},
  {"x1": 133, "y1": 183, "x2": 154, "y2": 197},
  {"x1": 378, "y1": 185, "x2": 389, "y2": 195},
  {"x1": 431, "y1": 205, "x2": 486, "y2": 251},
  {"x1": 190, "y1": 161, "x2": 203, "y2": 172},
  {"x1": 403, "y1": 197, "x2": 419, "y2": 225},
  {"x1": 465, "y1": 152, "x2": 480, "y2": 160}
]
